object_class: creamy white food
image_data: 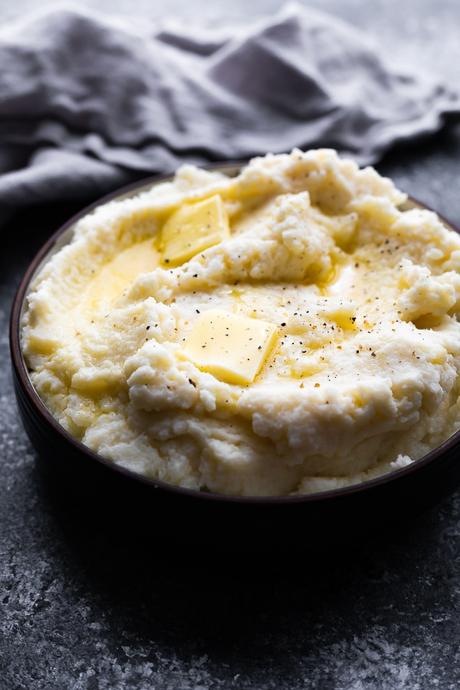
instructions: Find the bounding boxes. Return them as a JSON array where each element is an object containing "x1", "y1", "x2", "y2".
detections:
[{"x1": 22, "y1": 149, "x2": 460, "y2": 496}]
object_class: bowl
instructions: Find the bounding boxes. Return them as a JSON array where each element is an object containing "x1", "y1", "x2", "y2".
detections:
[{"x1": 10, "y1": 166, "x2": 460, "y2": 548}]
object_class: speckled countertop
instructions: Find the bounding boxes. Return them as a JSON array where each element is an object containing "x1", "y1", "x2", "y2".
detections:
[{"x1": 1, "y1": 1, "x2": 460, "y2": 688}]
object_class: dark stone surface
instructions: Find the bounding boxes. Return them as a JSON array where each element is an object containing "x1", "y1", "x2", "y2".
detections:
[{"x1": 1, "y1": 1, "x2": 460, "y2": 688}]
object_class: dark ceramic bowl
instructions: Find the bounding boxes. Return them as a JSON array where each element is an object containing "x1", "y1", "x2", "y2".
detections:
[{"x1": 10, "y1": 167, "x2": 460, "y2": 547}]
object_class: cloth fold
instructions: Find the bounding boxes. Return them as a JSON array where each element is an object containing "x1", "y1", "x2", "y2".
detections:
[{"x1": 0, "y1": 3, "x2": 458, "y2": 215}]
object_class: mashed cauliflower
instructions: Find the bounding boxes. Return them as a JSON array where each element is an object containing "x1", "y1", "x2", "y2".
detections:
[{"x1": 22, "y1": 149, "x2": 460, "y2": 496}]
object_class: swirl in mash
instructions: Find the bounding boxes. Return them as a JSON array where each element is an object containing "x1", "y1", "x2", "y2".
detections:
[{"x1": 22, "y1": 150, "x2": 460, "y2": 496}]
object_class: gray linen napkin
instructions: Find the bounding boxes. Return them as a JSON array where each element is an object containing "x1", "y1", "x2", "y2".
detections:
[{"x1": 0, "y1": 3, "x2": 458, "y2": 217}]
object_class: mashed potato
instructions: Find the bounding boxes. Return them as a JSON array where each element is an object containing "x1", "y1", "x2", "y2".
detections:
[{"x1": 22, "y1": 149, "x2": 460, "y2": 496}]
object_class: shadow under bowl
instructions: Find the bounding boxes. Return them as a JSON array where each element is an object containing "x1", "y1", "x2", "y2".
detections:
[{"x1": 9, "y1": 167, "x2": 460, "y2": 549}]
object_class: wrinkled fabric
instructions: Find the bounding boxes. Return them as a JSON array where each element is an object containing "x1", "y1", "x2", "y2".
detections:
[{"x1": 0, "y1": 3, "x2": 458, "y2": 216}]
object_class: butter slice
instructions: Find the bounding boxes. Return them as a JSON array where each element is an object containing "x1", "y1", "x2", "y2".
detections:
[
  {"x1": 160, "y1": 195, "x2": 229, "y2": 266},
  {"x1": 183, "y1": 309, "x2": 278, "y2": 385},
  {"x1": 81, "y1": 239, "x2": 160, "y2": 312}
]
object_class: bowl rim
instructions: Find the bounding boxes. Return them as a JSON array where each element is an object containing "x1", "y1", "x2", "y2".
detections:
[{"x1": 9, "y1": 163, "x2": 460, "y2": 506}]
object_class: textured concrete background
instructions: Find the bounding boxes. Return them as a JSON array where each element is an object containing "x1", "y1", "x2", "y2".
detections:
[{"x1": 1, "y1": 1, "x2": 460, "y2": 688}]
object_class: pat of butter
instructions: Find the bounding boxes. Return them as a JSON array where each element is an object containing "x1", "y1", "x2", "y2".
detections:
[
  {"x1": 80, "y1": 239, "x2": 160, "y2": 313},
  {"x1": 160, "y1": 195, "x2": 230, "y2": 266},
  {"x1": 183, "y1": 309, "x2": 278, "y2": 385}
]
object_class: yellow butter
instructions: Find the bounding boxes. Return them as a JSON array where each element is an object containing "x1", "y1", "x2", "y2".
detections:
[
  {"x1": 160, "y1": 195, "x2": 229, "y2": 266},
  {"x1": 80, "y1": 239, "x2": 160, "y2": 312},
  {"x1": 183, "y1": 309, "x2": 278, "y2": 385}
]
